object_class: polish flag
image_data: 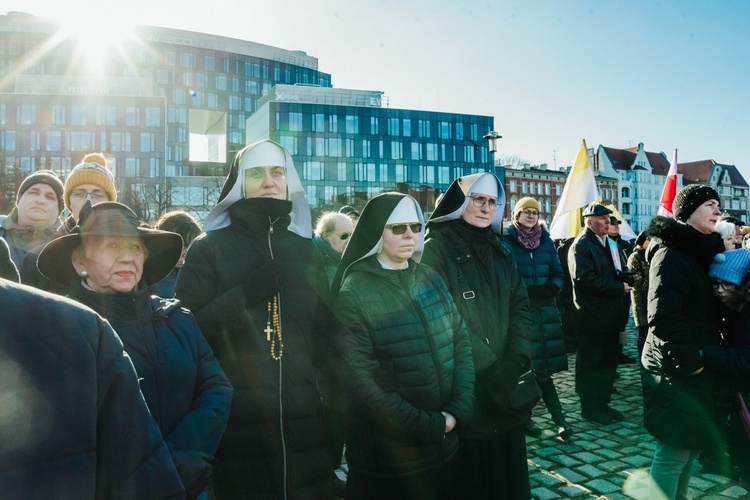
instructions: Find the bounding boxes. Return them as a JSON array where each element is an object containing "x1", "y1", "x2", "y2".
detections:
[{"x1": 657, "y1": 149, "x2": 678, "y2": 218}]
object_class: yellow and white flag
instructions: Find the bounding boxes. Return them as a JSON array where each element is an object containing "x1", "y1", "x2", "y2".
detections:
[{"x1": 549, "y1": 139, "x2": 601, "y2": 240}]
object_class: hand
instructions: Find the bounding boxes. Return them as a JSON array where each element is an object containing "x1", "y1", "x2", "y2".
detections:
[
  {"x1": 441, "y1": 411, "x2": 456, "y2": 433},
  {"x1": 486, "y1": 358, "x2": 525, "y2": 395},
  {"x1": 623, "y1": 283, "x2": 633, "y2": 294}
]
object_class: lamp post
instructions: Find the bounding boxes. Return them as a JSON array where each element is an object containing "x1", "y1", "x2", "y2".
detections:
[{"x1": 483, "y1": 130, "x2": 502, "y2": 154}]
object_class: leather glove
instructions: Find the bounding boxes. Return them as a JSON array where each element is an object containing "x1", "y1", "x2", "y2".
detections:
[
  {"x1": 243, "y1": 262, "x2": 281, "y2": 306},
  {"x1": 484, "y1": 356, "x2": 527, "y2": 395},
  {"x1": 525, "y1": 285, "x2": 545, "y2": 300}
]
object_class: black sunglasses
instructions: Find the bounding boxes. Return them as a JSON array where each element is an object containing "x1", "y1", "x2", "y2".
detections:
[
  {"x1": 338, "y1": 232, "x2": 351, "y2": 240},
  {"x1": 386, "y1": 223, "x2": 423, "y2": 235}
]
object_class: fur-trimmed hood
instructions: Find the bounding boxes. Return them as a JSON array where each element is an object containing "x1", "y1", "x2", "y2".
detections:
[{"x1": 646, "y1": 215, "x2": 724, "y2": 271}]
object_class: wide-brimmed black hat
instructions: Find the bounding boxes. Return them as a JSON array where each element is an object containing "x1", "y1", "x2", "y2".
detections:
[{"x1": 38, "y1": 201, "x2": 183, "y2": 286}]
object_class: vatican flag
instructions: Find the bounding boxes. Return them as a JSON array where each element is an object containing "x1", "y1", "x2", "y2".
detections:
[{"x1": 549, "y1": 139, "x2": 600, "y2": 240}]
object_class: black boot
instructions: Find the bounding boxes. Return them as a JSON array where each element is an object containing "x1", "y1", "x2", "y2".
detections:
[{"x1": 551, "y1": 412, "x2": 573, "y2": 439}]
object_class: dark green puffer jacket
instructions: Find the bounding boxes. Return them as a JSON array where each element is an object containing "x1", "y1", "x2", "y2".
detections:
[
  {"x1": 422, "y1": 219, "x2": 533, "y2": 438},
  {"x1": 334, "y1": 256, "x2": 474, "y2": 478},
  {"x1": 504, "y1": 225, "x2": 567, "y2": 377}
]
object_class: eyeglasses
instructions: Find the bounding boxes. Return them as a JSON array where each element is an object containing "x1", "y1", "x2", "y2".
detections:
[
  {"x1": 337, "y1": 232, "x2": 351, "y2": 241},
  {"x1": 469, "y1": 195, "x2": 497, "y2": 211},
  {"x1": 70, "y1": 189, "x2": 109, "y2": 202},
  {"x1": 711, "y1": 280, "x2": 737, "y2": 292},
  {"x1": 386, "y1": 223, "x2": 423, "y2": 235},
  {"x1": 521, "y1": 209, "x2": 540, "y2": 217}
]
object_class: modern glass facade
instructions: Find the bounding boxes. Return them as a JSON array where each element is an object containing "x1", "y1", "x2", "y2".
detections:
[{"x1": 248, "y1": 85, "x2": 496, "y2": 211}]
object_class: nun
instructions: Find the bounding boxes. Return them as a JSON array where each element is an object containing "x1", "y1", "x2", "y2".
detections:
[
  {"x1": 332, "y1": 192, "x2": 474, "y2": 500},
  {"x1": 422, "y1": 173, "x2": 534, "y2": 500},
  {"x1": 175, "y1": 139, "x2": 333, "y2": 499}
]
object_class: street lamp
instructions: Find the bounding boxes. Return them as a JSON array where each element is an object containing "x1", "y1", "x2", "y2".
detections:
[{"x1": 483, "y1": 131, "x2": 502, "y2": 153}]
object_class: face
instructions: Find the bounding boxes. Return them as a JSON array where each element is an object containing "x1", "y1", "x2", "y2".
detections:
[
  {"x1": 16, "y1": 183, "x2": 60, "y2": 227},
  {"x1": 377, "y1": 222, "x2": 421, "y2": 268},
  {"x1": 325, "y1": 217, "x2": 354, "y2": 256},
  {"x1": 69, "y1": 183, "x2": 110, "y2": 220},
  {"x1": 516, "y1": 207, "x2": 539, "y2": 229},
  {"x1": 73, "y1": 235, "x2": 145, "y2": 294},
  {"x1": 585, "y1": 215, "x2": 610, "y2": 237},
  {"x1": 712, "y1": 279, "x2": 738, "y2": 306},
  {"x1": 243, "y1": 166, "x2": 287, "y2": 199},
  {"x1": 686, "y1": 200, "x2": 721, "y2": 235},
  {"x1": 608, "y1": 223, "x2": 620, "y2": 237},
  {"x1": 722, "y1": 233, "x2": 736, "y2": 251},
  {"x1": 461, "y1": 194, "x2": 498, "y2": 228}
]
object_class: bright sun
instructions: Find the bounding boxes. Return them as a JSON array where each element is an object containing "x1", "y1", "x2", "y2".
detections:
[{"x1": 56, "y1": 10, "x2": 136, "y2": 72}]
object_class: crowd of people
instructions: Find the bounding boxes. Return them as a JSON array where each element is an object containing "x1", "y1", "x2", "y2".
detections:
[{"x1": 1, "y1": 140, "x2": 749, "y2": 500}]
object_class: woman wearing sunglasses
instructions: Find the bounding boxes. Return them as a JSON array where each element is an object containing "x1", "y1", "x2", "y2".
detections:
[
  {"x1": 422, "y1": 173, "x2": 533, "y2": 500},
  {"x1": 331, "y1": 192, "x2": 474, "y2": 499}
]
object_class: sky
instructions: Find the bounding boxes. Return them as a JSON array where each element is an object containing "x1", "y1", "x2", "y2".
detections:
[{"x1": 7, "y1": 0, "x2": 750, "y2": 175}]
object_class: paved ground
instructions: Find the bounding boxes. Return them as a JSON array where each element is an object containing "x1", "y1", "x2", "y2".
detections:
[{"x1": 527, "y1": 321, "x2": 748, "y2": 499}]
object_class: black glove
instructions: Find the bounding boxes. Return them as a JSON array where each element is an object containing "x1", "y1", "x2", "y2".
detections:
[
  {"x1": 172, "y1": 449, "x2": 213, "y2": 499},
  {"x1": 484, "y1": 356, "x2": 526, "y2": 395},
  {"x1": 243, "y1": 262, "x2": 281, "y2": 306}
]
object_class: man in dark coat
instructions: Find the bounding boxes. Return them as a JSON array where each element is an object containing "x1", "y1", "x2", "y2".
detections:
[
  {"x1": 313, "y1": 211, "x2": 353, "y2": 285},
  {"x1": 0, "y1": 278, "x2": 184, "y2": 499},
  {"x1": 568, "y1": 203, "x2": 632, "y2": 425},
  {"x1": 423, "y1": 173, "x2": 534, "y2": 500},
  {"x1": 642, "y1": 185, "x2": 733, "y2": 499},
  {"x1": 176, "y1": 140, "x2": 333, "y2": 499}
]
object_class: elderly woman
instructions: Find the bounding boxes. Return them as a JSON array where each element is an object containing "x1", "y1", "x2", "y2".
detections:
[
  {"x1": 422, "y1": 173, "x2": 533, "y2": 500},
  {"x1": 175, "y1": 140, "x2": 334, "y2": 499},
  {"x1": 332, "y1": 192, "x2": 474, "y2": 500},
  {"x1": 503, "y1": 197, "x2": 570, "y2": 439},
  {"x1": 38, "y1": 201, "x2": 233, "y2": 499}
]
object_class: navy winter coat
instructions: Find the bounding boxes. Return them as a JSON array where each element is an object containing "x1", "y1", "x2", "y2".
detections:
[
  {"x1": 504, "y1": 225, "x2": 567, "y2": 376},
  {"x1": 0, "y1": 279, "x2": 185, "y2": 499}
]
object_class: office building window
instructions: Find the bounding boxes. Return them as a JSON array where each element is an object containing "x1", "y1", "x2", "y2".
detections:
[
  {"x1": 216, "y1": 75, "x2": 226, "y2": 91},
  {"x1": 125, "y1": 107, "x2": 140, "y2": 127},
  {"x1": 140, "y1": 132, "x2": 154, "y2": 152},
  {"x1": 509, "y1": 180, "x2": 517, "y2": 193},
  {"x1": 388, "y1": 118, "x2": 399, "y2": 136},
  {"x1": 370, "y1": 117, "x2": 379, "y2": 134},
  {"x1": 463, "y1": 144, "x2": 474, "y2": 162},
  {"x1": 312, "y1": 113, "x2": 324, "y2": 132},
  {"x1": 315, "y1": 137, "x2": 325, "y2": 156},
  {"x1": 455, "y1": 123, "x2": 464, "y2": 140},
  {"x1": 403, "y1": 119, "x2": 411, "y2": 137},
  {"x1": 529, "y1": 183, "x2": 535, "y2": 195},
  {"x1": 70, "y1": 131, "x2": 94, "y2": 151},
  {"x1": 419, "y1": 165, "x2": 435, "y2": 184},
  {"x1": 69, "y1": 105, "x2": 85, "y2": 126},
  {"x1": 391, "y1": 142, "x2": 402, "y2": 159},
  {"x1": 328, "y1": 138, "x2": 341, "y2": 156},
  {"x1": 522, "y1": 181, "x2": 528, "y2": 193},
  {"x1": 471, "y1": 123, "x2": 478, "y2": 140},
  {"x1": 1, "y1": 130, "x2": 15, "y2": 150},
  {"x1": 46, "y1": 131, "x2": 61, "y2": 151},
  {"x1": 426, "y1": 143, "x2": 438, "y2": 161},
  {"x1": 355, "y1": 163, "x2": 364, "y2": 181},
  {"x1": 338, "y1": 162, "x2": 347, "y2": 181},
  {"x1": 96, "y1": 106, "x2": 116, "y2": 126},
  {"x1": 556, "y1": 184, "x2": 562, "y2": 196},
  {"x1": 346, "y1": 138, "x2": 355, "y2": 157},
  {"x1": 367, "y1": 163, "x2": 376, "y2": 181},
  {"x1": 52, "y1": 105, "x2": 66, "y2": 125},
  {"x1": 304, "y1": 161, "x2": 324, "y2": 181},
  {"x1": 419, "y1": 120, "x2": 430, "y2": 138},
  {"x1": 157, "y1": 69, "x2": 170, "y2": 84},
  {"x1": 205, "y1": 55, "x2": 215, "y2": 71},
  {"x1": 289, "y1": 112, "x2": 303, "y2": 131},
  {"x1": 196, "y1": 73, "x2": 208, "y2": 88},
  {"x1": 125, "y1": 158, "x2": 139, "y2": 177},
  {"x1": 545, "y1": 183, "x2": 550, "y2": 195},
  {"x1": 362, "y1": 139, "x2": 371, "y2": 157},
  {"x1": 411, "y1": 142, "x2": 421, "y2": 160},
  {"x1": 279, "y1": 135, "x2": 296, "y2": 155},
  {"x1": 439, "y1": 121, "x2": 451, "y2": 139},
  {"x1": 346, "y1": 115, "x2": 358, "y2": 134},
  {"x1": 396, "y1": 164, "x2": 407, "y2": 183},
  {"x1": 329, "y1": 114, "x2": 337, "y2": 132},
  {"x1": 149, "y1": 158, "x2": 161, "y2": 178},
  {"x1": 438, "y1": 166, "x2": 450, "y2": 184},
  {"x1": 379, "y1": 164, "x2": 388, "y2": 182}
]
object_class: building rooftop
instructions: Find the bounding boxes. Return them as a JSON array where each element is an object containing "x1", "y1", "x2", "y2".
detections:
[{"x1": 679, "y1": 159, "x2": 749, "y2": 187}]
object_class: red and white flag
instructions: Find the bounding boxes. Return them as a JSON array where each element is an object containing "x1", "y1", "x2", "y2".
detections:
[{"x1": 657, "y1": 149, "x2": 678, "y2": 217}]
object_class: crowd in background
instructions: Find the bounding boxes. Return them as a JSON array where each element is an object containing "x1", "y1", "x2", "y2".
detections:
[{"x1": 1, "y1": 141, "x2": 749, "y2": 500}]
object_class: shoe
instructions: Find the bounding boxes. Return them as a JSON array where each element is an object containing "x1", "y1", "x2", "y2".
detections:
[
  {"x1": 581, "y1": 409, "x2": 616, "y2": 425},
  {"x1": 603, "y1": 406, "x2": 625, "y2": 421},
  {"x1": 618, "y1": 352, "x2": 636, "y2": 364},
  {"x1": 525, "y1": 420, "x2": 542, "y2": 437},
  {"x1": 556, "y1": 423, "x2": 573, "y2": 439}
]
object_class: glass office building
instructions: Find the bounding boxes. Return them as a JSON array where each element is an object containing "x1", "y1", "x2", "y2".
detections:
[
  {"x1": 248, "y1": 85, "x2": 495, "y2": 211},
  {"x1": 0, "y1": 12, "x2": 495, "y2": 218}
]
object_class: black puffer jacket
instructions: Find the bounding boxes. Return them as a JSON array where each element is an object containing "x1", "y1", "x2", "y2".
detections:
[
  {"x1": 68, "y1": 281, "x2": 233, "y2": 498},
  {"x1": 175, "y1": 199, "x2": 333, "y2": 499},
  {"x1": 334, "y1": 256, "x2": 474, "y2": 478},
  {"x1": 423, "y1": 220, "x2": 533, "y2": 438},
  {"x1": 642, "y1": 216, "x2": 734, "y2": 450},
  {"x1": 504, "y1": 225, "x2": 567, "y2": 376}
]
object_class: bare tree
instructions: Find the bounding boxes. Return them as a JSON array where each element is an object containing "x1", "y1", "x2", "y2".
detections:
[{"x1": 496, "y1": 154, "x2": 531, "y2": 169}]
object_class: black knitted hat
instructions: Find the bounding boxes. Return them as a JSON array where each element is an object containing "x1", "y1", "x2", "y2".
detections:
[
  {"x1": 17, "y1": 170, "x2": 64, "y2": 214},
  {"x1": 673, "y1": 184, "x2": 720, "y2": 222}
]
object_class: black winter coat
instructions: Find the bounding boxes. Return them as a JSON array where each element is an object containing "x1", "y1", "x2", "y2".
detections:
[
  {"x1": 175, "y1": 199, "x2": 333, "y2": 499},
  {"x1": 334, "y1": 256, "x2": 474, "y2": 478},
  {"x1": 504, "y1": 225, "x2": 567, "y2": 376},
  {"x1": 642, "y1": 216, "x2": 734, "y2": 450},
  {"x1": 422, "y1": 220, "x2": 533, "y2": 438},
  {"x1": 0, "y1": 280, "x2": 185, "y2": 499},
  {"x1": 568, "y1": 228, "x2": 624, "y2": 335},
  {"x1": 68, "y1": 281, "x2": 233, "y2": 498}
]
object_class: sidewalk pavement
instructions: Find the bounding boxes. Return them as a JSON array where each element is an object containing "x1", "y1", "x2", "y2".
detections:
[{"x1": 527, "y1": 321, "x2": 748, "y2": 499}]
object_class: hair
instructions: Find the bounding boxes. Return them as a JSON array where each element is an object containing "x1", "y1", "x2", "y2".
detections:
[
  {"x1": 634, "y1": 231, "x2": 650, "y2": 248},
  {"x1": 154, "y1": 210, "x2": 201, "y2": 247},
  {"x1": 315, "y1": 211, "x2": 346, "y2": 238},
  {"x1": 714, "y1": 220, "x2": 735, "y2": 240}
]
